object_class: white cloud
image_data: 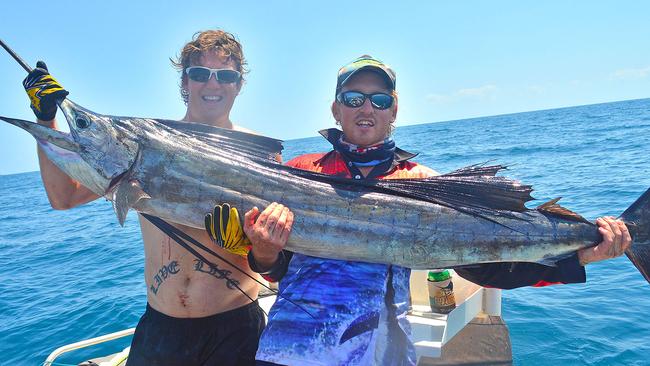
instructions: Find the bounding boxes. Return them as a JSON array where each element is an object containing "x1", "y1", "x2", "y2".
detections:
[
  {"x1": 456, "y1": 84, "x2": 497, "y2": 97},
  {"x1": 527, "y1": 85, "x2": 546, "y2": 94},
  {"x1": 426, "y1": 84, "x2": 497, "y2": 104},
  {"x1": 425, "y1": 93, "x2": 451, "y2": 104},
  {"x1": 610, "y1": 66, "x2": 650, "y2": 80}
]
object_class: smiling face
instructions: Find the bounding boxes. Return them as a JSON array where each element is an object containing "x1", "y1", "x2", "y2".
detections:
[
  {"x1": 183, "y1": 51, "x2": 242, "y2": 128},
  {"x1": 331, "y1": 71, "x2": 397, "y2": 147}
]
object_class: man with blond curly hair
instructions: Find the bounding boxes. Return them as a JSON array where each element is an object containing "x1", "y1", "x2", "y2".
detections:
[{"x1": 23, "y1": 30, "x2": 265, "y2": 366}]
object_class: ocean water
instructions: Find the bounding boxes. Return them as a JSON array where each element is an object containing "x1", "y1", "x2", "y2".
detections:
[{"x1": 1, "y1": 98, "x2": 650, "y2": 365}]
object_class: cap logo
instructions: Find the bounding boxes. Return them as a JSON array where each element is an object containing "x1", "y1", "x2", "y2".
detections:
[{"x1": 336, "y1": 55, "x2": 396, "y2": 95}]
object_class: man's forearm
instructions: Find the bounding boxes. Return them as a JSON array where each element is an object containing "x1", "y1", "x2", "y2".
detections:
[
  {"x1": 36, "y1": 118, "x2": 99, "y2": 209},
  {"x1": 454, "y1": 254, "x2": 586, "y2": 289}
]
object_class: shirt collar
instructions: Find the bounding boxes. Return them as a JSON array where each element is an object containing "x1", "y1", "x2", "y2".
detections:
[{"x1": 318, "y1": 128, "x2": 417, "y2": 164}]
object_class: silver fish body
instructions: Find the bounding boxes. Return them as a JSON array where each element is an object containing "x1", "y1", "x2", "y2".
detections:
[{"x1": 108, "y1": 114, "x2": 596, "y2": 269}]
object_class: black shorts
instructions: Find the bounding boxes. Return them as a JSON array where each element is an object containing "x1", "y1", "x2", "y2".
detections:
[{"x1": 126, "y1": 301, "x2": 265, "y2": 366}]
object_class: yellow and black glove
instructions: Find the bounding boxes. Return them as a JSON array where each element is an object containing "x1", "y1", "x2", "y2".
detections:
[
  {"x1": 205, "y1": 203, "x2": 251, "y2": 256},
  {"x1": 22, "y1": 61, "x2": 69, "y2": 121}
]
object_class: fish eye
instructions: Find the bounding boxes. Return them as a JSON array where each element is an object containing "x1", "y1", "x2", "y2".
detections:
[{"x1": 75, "y1": 116, "x2": 91, "y2": 129}]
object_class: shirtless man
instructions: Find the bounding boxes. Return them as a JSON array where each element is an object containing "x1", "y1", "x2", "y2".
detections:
[{"x1": 23, "y1": 30, "x2": 265, "y2": 366}]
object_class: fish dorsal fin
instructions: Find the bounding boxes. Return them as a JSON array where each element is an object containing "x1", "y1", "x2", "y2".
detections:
[
  {"x1": 370, "y1": 165, "x2": 534, "y2": 213},
  {"x1": 536, "y1": 197, "x2": 591, "y2": 224},
  {"x1": 443, "y1": 163, "x2": 504, "y2": 177},
  {"x1": 153, "y1": 119, "x2": 283, "y2": 163},
  {"x1": 282, "y1": 164, "x2": 534, "y2": 220}
]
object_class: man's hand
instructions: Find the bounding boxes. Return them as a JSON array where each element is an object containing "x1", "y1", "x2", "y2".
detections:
[
  {"x1": 205, "y1": 203, "x2": 251, "y2": 256},
  {"x1": 244, "y1": 202, "x2": 294, "y2": 271},
  {"x1": 23, "y1": 61, "x2": 69, "y2": 122},
  {"x1": 578, "y1": 217, "x2": 632, "y2": 266}
]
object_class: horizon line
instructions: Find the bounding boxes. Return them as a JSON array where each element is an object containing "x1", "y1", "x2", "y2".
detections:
[{"x1": 2, "y1": 96, "x2": 648, "y2": 177}]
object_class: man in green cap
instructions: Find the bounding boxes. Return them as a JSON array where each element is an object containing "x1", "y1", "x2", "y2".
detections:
[{"x1": 216, "y1": 55, "x2": 631, "y2": 365}]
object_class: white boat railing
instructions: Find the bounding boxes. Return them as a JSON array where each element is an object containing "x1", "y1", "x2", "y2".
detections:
[{"x1": 43, "y1": 328, "x2": 135, "y2": 366}]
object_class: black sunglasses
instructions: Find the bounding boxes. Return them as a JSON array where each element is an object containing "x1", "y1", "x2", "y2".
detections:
[
  {"x1": 185, "y1": 66, "x2": 241, "y2": 83},
  {"x1": 336, "y1": 91, "x2": 394, "y2": 110}
]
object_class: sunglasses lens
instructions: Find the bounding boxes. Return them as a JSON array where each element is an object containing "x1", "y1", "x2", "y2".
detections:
[
  {"x1": 186, "y1": 67, "x2": 241, "y2": 83},
  {"x1": 370, "y1": 94, "x2": 393, "y2": 109},
  {"x1": 187, "y1": 67, "x2": 211, "y2": 82},
  {"x1": 341, "y1": 92, "x2": 366, "y2": 108},
  {"x1": 339, "y1": 91, "x2": 393, "y2": 110},
  {"x1": 216, "y1": 70, "x2": 241, "y2": 83}
]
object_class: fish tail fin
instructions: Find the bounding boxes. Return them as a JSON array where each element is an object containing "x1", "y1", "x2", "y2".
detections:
[{"x1": 620, "y1": 188, "x2": 650, "y2": 284}]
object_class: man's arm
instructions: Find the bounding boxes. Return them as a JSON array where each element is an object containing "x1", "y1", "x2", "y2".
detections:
[
  {"x1": 456, "y1": 217, "x2": 631, "y2": 289},
  {"x1": 244, "y1": 203, "x2": 294, "y2": 282},
  {"x1": 36, "y1": 118, "x2": 99, "y2": 209},
  {"x1": 23, "y1": 62, "x2": 99, "y2": 209},
  {"x1": 455, "y1": 255, "x2": 586, "y2": 289},
  {"x1": 417, "y1": 166, "x2": 631, "y2": 289},
  {"x1": 203, "y1": 202, "x2": 293, "y2": 282}
]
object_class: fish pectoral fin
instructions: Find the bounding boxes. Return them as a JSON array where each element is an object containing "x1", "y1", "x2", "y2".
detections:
[{"x1": 112, "y1": 180, "x2": 151, "y2": 226}]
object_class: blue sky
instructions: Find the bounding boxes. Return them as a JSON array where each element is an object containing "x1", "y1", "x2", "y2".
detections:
[{"x1": 1, "y1": 1, "x2": 648, "y2": 175}]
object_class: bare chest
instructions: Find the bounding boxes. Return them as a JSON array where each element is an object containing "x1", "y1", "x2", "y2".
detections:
[{"x1": 138, "y1": 215, "x2": 259, "y2": 317}]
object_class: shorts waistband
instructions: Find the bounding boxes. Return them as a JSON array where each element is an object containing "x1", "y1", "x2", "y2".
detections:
[{"x1": 145, "y1": 300, "x2": 261, "y2": 323}]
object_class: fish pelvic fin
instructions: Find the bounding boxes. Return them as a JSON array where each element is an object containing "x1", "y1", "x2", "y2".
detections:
[
  {"x1": 112, "y1": 180, "x2": 150, "y2": 226},
  {"x1": 620, "y1": 188, "x2": 650, "y2": 285}
]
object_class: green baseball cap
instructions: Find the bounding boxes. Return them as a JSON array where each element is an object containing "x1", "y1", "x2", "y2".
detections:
[{"x1": 336, "y1": 55, "x2": 396, "y2": 95}]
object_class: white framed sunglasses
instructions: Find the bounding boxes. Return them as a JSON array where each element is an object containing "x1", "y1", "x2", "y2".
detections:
[{"x1": 185, "y1": 66, "x2": 241, "y2": 83}]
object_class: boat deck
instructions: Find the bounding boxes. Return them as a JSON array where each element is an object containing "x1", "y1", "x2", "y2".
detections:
[
  {"x1": 419, "y1": 315, "x2": 511, "y2": 366},
  {"x1": 409, "y1": 270, "x2": 511, "y2": 365}
]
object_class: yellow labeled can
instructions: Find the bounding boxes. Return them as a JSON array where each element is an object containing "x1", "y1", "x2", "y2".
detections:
[{"x1": 427, "y1": 269, "x2": 456, "y2": 314}]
